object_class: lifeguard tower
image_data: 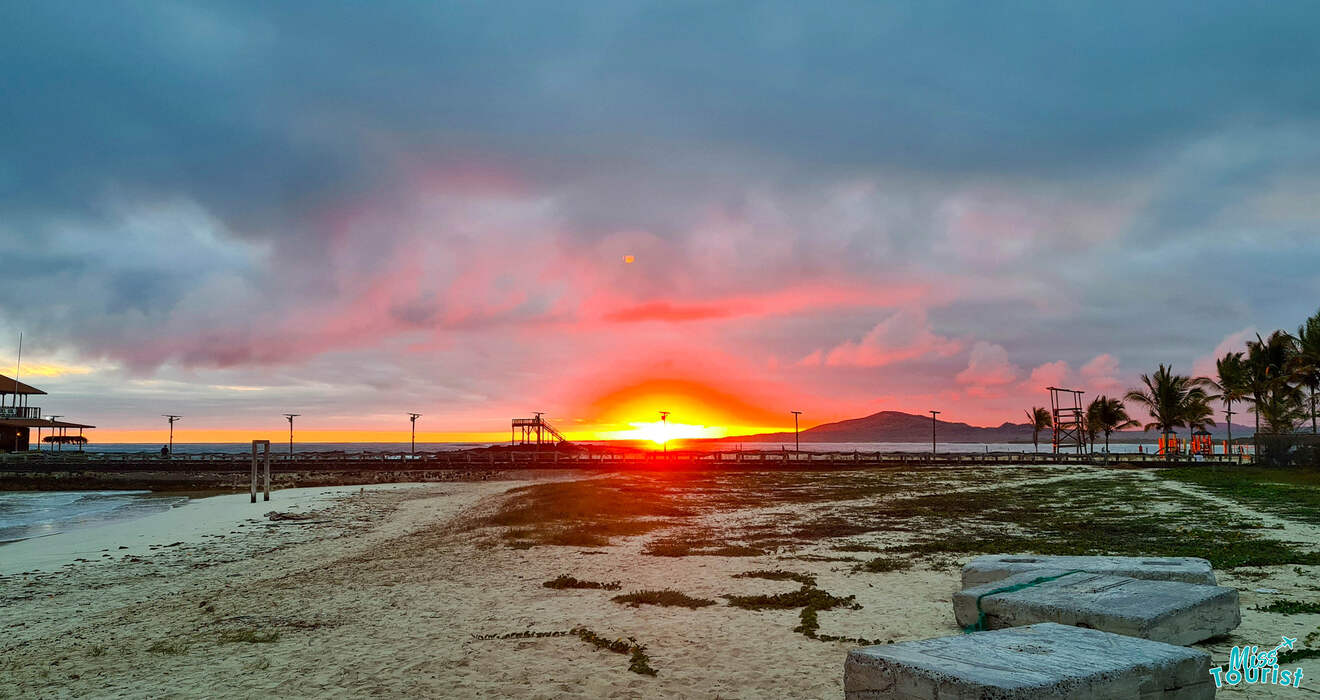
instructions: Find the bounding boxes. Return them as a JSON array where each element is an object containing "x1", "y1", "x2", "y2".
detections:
[
  {"x1": 1048, "y1": 387, "x2": 1085, "y2": 454},
  {"x1": 511, "y1": 412, "x2": 567, "y2": 446}
]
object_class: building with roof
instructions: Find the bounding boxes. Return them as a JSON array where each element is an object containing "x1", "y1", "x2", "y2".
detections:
[{"x1": 0, "y1": 374, "x2": 95, "y2": 452}]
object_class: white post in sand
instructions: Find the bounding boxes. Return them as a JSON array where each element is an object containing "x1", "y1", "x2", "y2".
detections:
[{"x1": 251, "y1": 439, "x2": 272, "y2": 503}]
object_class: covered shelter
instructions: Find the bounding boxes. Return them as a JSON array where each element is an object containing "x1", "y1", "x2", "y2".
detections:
[{"x1": 0, "y1": 374, "x2": 95, "y2": 451}]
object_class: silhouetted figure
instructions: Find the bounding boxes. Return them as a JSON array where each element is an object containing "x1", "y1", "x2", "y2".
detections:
[{"x1": 161, "y1": 445, "x2": 170, "y2": 458}]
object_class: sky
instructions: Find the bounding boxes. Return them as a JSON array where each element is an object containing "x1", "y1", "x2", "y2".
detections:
[{"x1": 2, "y1": 2, "x2": 1319, "y2": 443}]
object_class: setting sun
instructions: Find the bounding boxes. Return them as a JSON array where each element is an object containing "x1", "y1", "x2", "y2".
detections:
[{"x1": 597, "y1": 420, "x2": 725, "y2": 444}]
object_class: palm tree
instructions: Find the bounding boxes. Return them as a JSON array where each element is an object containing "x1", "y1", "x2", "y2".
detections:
[
  {"x1": 1025, "y1": 406, "x2": 1051, "y2": 453},
  {"x1": 1125, "y1": 364, "x2": 1212, "y2": 454},
  {"x1": 1082, "y1": 410, "x2": 1099, "y2": 452},
  {"x1": 1208, "y1": 351, "x2": 1249, "y2": 452},
  {"x1": 1289, "y1": 307, "x2": 1320, "y2": 434},
  {"x1": 1087, "y1": 395, "x2": 1138, "y2": 453},
  {"x1": 1183, "y1": 392, "x2": 1217, "y2": 449},
  {"x1": 1246, "y1": 330, "x2": 1297, "y2": 436},
  {"x1": 1256, "y1": 384, "x2": 1306, "y2": 434}
]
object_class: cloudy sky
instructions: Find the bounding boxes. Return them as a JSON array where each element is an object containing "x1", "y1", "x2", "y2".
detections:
[{"x1": 3, "y1": 2, "x2": 1318, "y2": 442}]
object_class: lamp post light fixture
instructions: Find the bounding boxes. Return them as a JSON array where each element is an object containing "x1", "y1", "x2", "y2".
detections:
[
  {"x1": 408, "y1": 413, "x2": 422, "y2": 455},
  {"x1": 929, "y1": 410, "x2": 940, "y2": 456},
  {"x1": 163, "y1": 415, "x2": 181, "y2": 456},
  {"x1": 659, "y1": 411, "x2": 670, "y2": 455},
  {"x1": 790, "y1": 410, "x2": 802, "y2": 455},
  {"x1": 283, "y1": 414, "x2": 300, "y2": 455}
]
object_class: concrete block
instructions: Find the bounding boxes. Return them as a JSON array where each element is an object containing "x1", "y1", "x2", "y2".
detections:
[
  {"x1": 953, "y1": 569, "x2": 1239, "y2": 645},
  {"x1": 844, "y1": 622, "x2": 1214, "y2": 699},
  {"x1": 961, "y1": 554, "x2": 1216, "y2": 589}
]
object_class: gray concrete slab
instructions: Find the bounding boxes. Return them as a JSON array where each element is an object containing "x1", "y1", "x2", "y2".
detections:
[
  {"x1": 844, "y1": 622, "x2": 1214, "y2": 699},
  {"x1": 953, "y1": 569, "x2": 1239, "y2": 645},
  {"x1": 961, "y1": 554, "x2": 1217, "y2": 589}
]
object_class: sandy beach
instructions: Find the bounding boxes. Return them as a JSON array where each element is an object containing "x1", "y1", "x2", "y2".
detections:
[{"x1": 1, "y1": 465, "x2": 1317, "y2": 698}]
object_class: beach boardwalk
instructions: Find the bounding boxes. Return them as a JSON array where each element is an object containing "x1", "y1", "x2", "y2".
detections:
[
  {"x1": 960, "y1": 554, "x2": 1217, "y2": 589},
  {"x1": 844, "y1": 623, "x2": 1214, "y2": 699},
  {"x1": 953, "y1": 569, "x2": 1240, "y2": 645}
]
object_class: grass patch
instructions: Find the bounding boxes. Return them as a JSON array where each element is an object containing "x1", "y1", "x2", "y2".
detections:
[
  {"x1": 1254, "y1": 600, "x2": 1320, "y2": 615},
  {"x1": 219, "y1": 629, "x2": 281, "y2": 644},
  {"x1": 867, "y1": 476, "x2": 1320, "y2": 569},
  {"x1": 612, "y1": 589, "x2": 716, "y2": 609},
  {"x1": 732, "y1": 569, "x2": 816, "y2": 586},
  {"x1": 146, "y1": 640, "x2": 188, "y2": 655},
  {"x1": 854, "y1": 556, "x2": 911, "y2": 573},
  {"x1": 543, "y1": 575, "x2": 622, "y2": 591},
  {"x1": 1159, "y1": 467, "x2": 1320, "y2": 525}
]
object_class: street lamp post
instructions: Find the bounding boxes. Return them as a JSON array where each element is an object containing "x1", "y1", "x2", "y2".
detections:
[
  {"x1": 1225, "y1": 403, "x2": 1235, "y2": 462},
  {"x1": 408, "y1": 413, "x2": 421, "y2": 455},
  {"x1": 283, "y1": 414, "x2": 300, "y2": 455},
  {"x1": 659, "y1": 411, "x2": 670, "y2": 455},
  {"x1": 791, "y1": 410, "x2": 802, "y2": 455},
  {"x1": 47, "y1": 416, "x2": 63, "y2": 452},
  {"x1": 929, "y1": 410, "x2": 940, "y2": 456},
  {"x1": 163, "y1": 415, "x2": 181, "y2": 456}
]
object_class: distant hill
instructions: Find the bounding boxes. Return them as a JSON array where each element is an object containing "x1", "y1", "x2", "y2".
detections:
[
  {"x1": 720, "y1": 410, "x2": 1036, "y2": 443},
  {"x1": 719, "y1": 410, "x2": 1258, "y2": 444}
]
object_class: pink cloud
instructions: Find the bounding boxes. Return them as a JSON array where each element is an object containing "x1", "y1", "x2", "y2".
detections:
[
  {"x1": 1192, "y1": 327, "x2": 1257, "y2": 379},
  {"x1": 1080, "y1": 353, "x2": 1125, "y2": 395},
  {"x1": 803, "y1": 309, "x2": 961, "y2": 368},
  {"x1": 956, "y1": 341, "x2": 1020, "y2": 392},
  {"x1": 1023, "y1": 360, "x2": 1070, "y2": 392}
]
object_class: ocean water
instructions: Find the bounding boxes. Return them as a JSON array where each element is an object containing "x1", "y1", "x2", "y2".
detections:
[{"x1": 0, "y1": 491, "x2": 189, "y2": 544}]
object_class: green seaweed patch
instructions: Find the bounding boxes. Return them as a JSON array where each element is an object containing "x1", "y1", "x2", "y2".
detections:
[
  {"x1": 146, "y1": 640, "x2": 189, "y2": 655},
  {"x1": 643, "y1": 529, "x2": 764, "y2": 557},
  {"x1": 573, "y1": 627, "x2": 658, "y2": 676},
  {"x1": 1254, "y1": 600, "x2": 1320, "y2": 615},
  {"x1": 543, "y1": 575, "x2": 623, "y2": 591},
  {"x1": 1279, "y1": 648, "x2": 1320, "y2": 665},
  {"x1": 725, "y1": 584, "x2": 865, "y2": 641},
  {"x1": 832, "y1": 543, "x2": 884, "y2": 553},
  {"x1": 469, "y1": 628, "x2": 658, "y2": 676},
  {"x1": 732, "y1": 569, "x2": 817, "y2": 586},
  {"x1": 219, "y1": 629, "x2": 281, "y2": 644},
  {"x1": 612, "y1": 589, "x2": 717, "y2": 609},
  {"x1": 854, "y1": 556, "x2": 911, "y2": 573}
]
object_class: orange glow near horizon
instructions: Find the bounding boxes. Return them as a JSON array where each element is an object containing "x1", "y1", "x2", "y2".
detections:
[
  {"x1": 578, "y1": 378, "x2": 791, "y2": 439},
  {"x1": 595, "y1": 420, "x2": 726, "y2": 444},
  {"x1": 72, "y1": 379, "x2": 803, "y2": 444}
]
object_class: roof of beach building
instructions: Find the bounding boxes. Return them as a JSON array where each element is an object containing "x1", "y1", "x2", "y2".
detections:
[
  {"x1": 0, "y1": 417, "x2": 96, "y2": 429},
  {"x1": 0, "y1": 374, "x2": 47, "y2": 395}
]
